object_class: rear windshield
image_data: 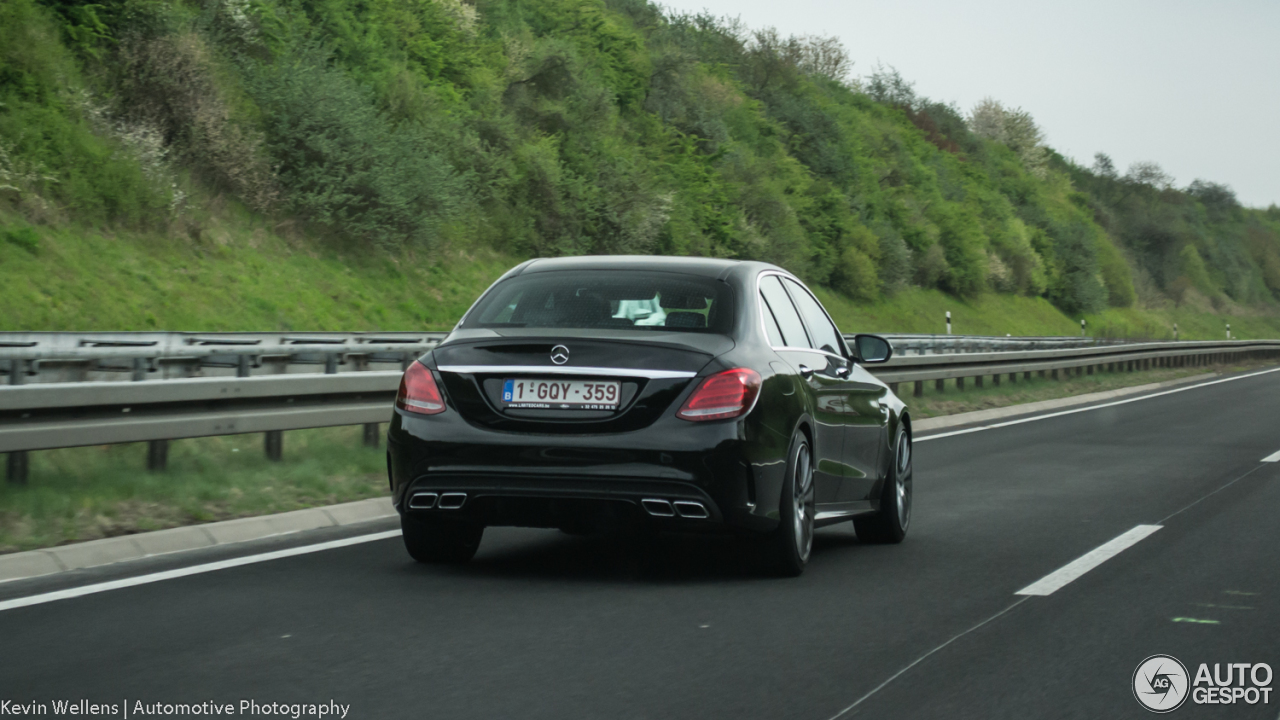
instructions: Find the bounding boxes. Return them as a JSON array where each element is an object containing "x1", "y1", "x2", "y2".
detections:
[{"x1": 462, "y1": 270, "x2": 733, "y2": 334}]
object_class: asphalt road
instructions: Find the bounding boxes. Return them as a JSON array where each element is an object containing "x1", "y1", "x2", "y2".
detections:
[{"x1": 3, "y1": 368, "x2": 1279, "y2": 719}]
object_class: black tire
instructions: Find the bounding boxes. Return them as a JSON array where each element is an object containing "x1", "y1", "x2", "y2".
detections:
[
  {"x1": 854, "y1": 423, "x2": 912, "y2": 544},
  {"x1": 401, "y1": 513, "x2": 484, "y2": 564},
  {"x1": 767, "y1": 431, "x2": 816, "y2": 577}
]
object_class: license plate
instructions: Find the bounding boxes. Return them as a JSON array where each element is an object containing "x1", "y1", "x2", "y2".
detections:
[{"x1": 502, "y1": 378, "x2": 620, "y2": 410}]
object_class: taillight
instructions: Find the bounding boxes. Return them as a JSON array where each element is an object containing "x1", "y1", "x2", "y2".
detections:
[
  {"x1": 677, "y1": 368, "x2": 762, "y2": 422},
  {"x1": 396, "y1": 362, "x2": 446, "y2": 415}
]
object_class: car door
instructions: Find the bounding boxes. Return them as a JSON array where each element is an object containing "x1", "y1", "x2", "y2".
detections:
[
  {"x1": 780, "y1": 278, "x2": 887, "y2": 504},
  {"x1": 757, "y1": 274, "x2": 846, "y2": 505}
]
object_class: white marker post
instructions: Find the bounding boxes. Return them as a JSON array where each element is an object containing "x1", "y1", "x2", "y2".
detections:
[
  {"x1": 1081, "y1": 319, "x2": 1086, "y2": 337},
  {"x1": 946, "y1": 311, "x2": 951, "y2": 335},
  {"x1": 1226, "y1": 323, "x2": 1231, "y2": 340},
  {"x1": 1174, "y1": 323, "x2": 1178, "y2": 341}
]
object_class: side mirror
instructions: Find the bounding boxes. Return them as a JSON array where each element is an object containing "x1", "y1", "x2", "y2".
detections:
[{"x1": 852, "y1": 334, "x2": 893, "y2": 364}]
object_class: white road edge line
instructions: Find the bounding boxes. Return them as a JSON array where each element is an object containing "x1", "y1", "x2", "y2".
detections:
[
  {"x1": 1015, "y1": 525, "x2": 1162, "y2": 597},
  {"x1": 0, "y1": 530, "x2": 402, "y2": 613},
  {"x1": 916, "y1": 366, "x2": 1280, "y2": 443},
  {"x1": 1262, "y1": 449, "x2": 1280, "y2": 463}
]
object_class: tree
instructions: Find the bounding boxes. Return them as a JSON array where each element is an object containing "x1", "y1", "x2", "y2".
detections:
[
  {"x1": 863, "y1": 64, "x2": 916, "y2": 108},
  {"x1": 1092, "y1": 152, "x2": 1116, "y2": 178},
  {"x1": 967, "y1": 98, "x2": 1047, "y2": 177},
  {"x1": 796, "y1": 35, "x2": 852, "y2": 85},
  {"x1": 1124, "y1": 161, "x2": 1173, "y2": 190},
  {"x1": 1187, "y1": 179, "x2": 1240, "y2": 222}
]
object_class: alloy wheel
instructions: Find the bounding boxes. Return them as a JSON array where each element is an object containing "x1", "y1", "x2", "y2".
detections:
[{"x1": 793, "y1": 444, "x2": 815, "y2": 562}]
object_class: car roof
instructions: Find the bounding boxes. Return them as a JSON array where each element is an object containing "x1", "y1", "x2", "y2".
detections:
[{"x1": 517, "y1": 255, "x2": 780, "y2": 279}]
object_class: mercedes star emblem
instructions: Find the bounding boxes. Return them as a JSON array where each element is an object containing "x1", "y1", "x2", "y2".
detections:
[{"x1": 550, "y1": 345, "x2": 570, "y2": 365}]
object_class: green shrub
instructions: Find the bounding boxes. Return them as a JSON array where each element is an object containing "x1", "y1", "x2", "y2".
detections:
[
  {"x1": 3, "y1": 225, "x2": 41, "y2": 253},
  {"x1": 244, "y1": 45, "x2": 467, "y2": 248}
]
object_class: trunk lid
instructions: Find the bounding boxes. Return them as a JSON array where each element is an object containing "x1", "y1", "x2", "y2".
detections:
[{"x1": 432, "y1": 329, "x2": 732, "y2": 434}]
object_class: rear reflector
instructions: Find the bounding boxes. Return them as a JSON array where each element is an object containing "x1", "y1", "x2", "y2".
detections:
[
  {"x1": 677, "y1": 368, "x2": 761, "y2": 421},
  {"x1": 396, "y1": 362, "x2": 446, "y2": 415}
]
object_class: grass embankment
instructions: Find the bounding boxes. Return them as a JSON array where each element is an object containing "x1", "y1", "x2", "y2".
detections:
[
  {"x1": 903, "y1": 357, "x2": 1278, "y2": 419},
  {"x1": 818, "y1": 285, "x2": 1280, "y2": 341},
  {"x1": 0, "y1": 214, "x2": 516, "y2": 331},
  {"x1": 0, "y1": 426, "x2": 386, "y2": 553},
  {"x1": 8, "y1": 214, "x2": 1279, "y2": 342}
]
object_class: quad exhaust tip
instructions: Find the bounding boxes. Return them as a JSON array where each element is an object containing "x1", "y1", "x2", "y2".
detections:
[
  {"x1": 640, "y1": 498, "x2": 675, "y2": 517},
  {"x1": 408, "y1": 491, "x2": 467, "y2": 510},
  {"x1": 641, "y1": 498, "x2": 709, "y2": 519},
  {"x1": 672, "y1": 501, "x2": 709, "y2": 519},
  {"x1": 408, "y1": 492, "x2": 438, "y2": 510},
  {"x1": 437, "y1": 492, "x2": 468, "y2": 510}
]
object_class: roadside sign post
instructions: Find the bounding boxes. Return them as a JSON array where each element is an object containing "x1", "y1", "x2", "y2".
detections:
[{"x1": 946, "y1": 311, "x2": 951, "y2": 335}]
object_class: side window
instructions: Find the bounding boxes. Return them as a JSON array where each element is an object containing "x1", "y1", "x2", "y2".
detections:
[
  {"x1": 759, "y1": 275, "x2": 810, "y2": 348},
  {"x1": 759, "y1": 294, "x2": 786, "y2": 346},
  {"x1": 784, "y1": 279, "x2": 844, "y2": 356}
]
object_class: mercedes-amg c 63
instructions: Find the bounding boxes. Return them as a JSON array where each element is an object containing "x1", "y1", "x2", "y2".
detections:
[{"x1": 387, "y1": 256, "x2": 912, "y2": 575}]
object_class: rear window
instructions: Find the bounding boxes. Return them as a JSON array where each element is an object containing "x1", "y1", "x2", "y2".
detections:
[{"x1": 462, "y1": 271, "x2": 734, "y2": 334}]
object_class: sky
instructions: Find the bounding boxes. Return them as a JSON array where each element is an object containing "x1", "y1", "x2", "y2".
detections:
[{"x1": 659, "y1": 0, "x2": 1280, "y2": 208}]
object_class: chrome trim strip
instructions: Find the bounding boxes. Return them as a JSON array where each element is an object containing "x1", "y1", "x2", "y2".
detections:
[
  {"x1": 437, "y1": 365, "x2": 697, "y2": 379},
  {"x1": 769, "y1": 345, "x2": 848, "y2": 362},
  {"x1": 815, "y1": 509, "x2": 859, "y2": 521},
  {"x1": 755, "y1": 270, "x2": 853, "y2": 362}
]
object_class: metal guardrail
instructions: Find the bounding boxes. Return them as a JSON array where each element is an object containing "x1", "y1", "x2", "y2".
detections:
[
  {"x1": 878, "y1": 333, "x2": 1124, "y2": 356},
  {"x1": 0, "y1": 331, "x2": 1120, "y2": 386},
  {"x1": 874, "y1": 339, "x2": 1280, "y2": 394},
  {"x1": 2, "y1": 335, "x2": 1278, "y2": 484},
  {"x1": 0, "y1": 331, "x2": 446, "y2": 385}
]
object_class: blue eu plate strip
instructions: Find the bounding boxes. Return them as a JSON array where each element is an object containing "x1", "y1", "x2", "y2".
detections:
[{"x1": 502, "y1": 378, "x2": 514, "y2": 402}]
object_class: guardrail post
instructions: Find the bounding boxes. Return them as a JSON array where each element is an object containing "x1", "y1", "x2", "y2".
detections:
[
  {"x1": 7, "y1": 359, "x2": 28, "y2": 485},
  {"x1": 363, "y1": 423, "x2": 380, "y2": 448},
  {"x1": 147, "y1": 440, "x2": 169, "y2": 472},
  {"x1": 325, "y1": 353, "x2": 339, "y2": 375},
  {"x1": 992, "y1": 373, "x2": 1000, "y2": 386},
  {"x1": 935, "y1": 379, "x2": 944, "y2": 394},
  {"x1": 237, "y1": 355, "x2": 251, "y2": 378},
  {"x1": 1086, "y1": 365, "x2": 1094, "y2": 375},
  {"x1": 1009, "y1": 372, "x2": 1017, "y2": 384},
  {"x1": 265, "y1": 431, "x2": 283, "y2": 462},
  {"x1": 1051, "y1": 369, "x2": 1059, "y2": 380},
  {"x1": 974, "y1": 375, "x2": 984, "y2": 388},
  {"x1": 956, "y1": 377, "x2": 965, "y2": 391},
  {"x1": 6, "y1": 451, "x2": 28, "y2": 486},
  {"x1": 913, "y1": 380, "x2": 923, "y2": 398}
]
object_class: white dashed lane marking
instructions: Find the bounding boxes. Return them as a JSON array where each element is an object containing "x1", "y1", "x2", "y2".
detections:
[{"x1": 1015, "y1": 525, "x2": 1163, "y2": 596}]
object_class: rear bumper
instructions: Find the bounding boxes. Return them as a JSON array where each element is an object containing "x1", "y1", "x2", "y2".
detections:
[{"x1": 387, "y1": 408, "x2": 785, "y2": 533}]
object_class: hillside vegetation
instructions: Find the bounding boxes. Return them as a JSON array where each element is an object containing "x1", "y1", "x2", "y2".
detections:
[{"x1": 3, "y1": 0, "x2": 1280, "y2": 338}]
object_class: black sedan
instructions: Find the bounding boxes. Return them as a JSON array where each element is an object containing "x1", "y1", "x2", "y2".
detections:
[{"x1": 387, "y1": 256, "x2": 912, "y2": 575}]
